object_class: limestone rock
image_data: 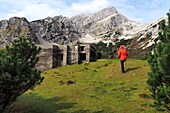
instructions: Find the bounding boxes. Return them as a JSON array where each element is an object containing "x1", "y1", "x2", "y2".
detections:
[{"x1": 30, "y1": 16, "x2": 80, "y2": 45}]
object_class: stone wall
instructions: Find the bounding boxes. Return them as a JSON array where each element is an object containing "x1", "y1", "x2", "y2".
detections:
[
  {"x1": 67, "y1": 45, "x2": 79, "y2": 64},
  {"x1": 36, "y1": 43, "x2": 94, "y2": 72},
  {"x1": 79, "y1": 44, "x2": 91, "y2": 63},
  {"x1": 36, "y1": 45, "x2": 58, "y2": 72}
]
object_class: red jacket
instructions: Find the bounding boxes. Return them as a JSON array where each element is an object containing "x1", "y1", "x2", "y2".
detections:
[{"x1": 117, "y1": 45, "x2": 128, "y2": 61}]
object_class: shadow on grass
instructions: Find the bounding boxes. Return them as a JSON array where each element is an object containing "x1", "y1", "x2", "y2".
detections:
[
  {"x1": 138, "y1": 93, "x2": 151, "y2": 99},
  {"x1": 71, "y1": 110, "x2": 105, "y2": 113},
  {"x1": 125, "y1": 67, "x2": 141, "y2": 73},
  {"x1": 6, "y1": 93, "x2": 76, "y2": 113}
]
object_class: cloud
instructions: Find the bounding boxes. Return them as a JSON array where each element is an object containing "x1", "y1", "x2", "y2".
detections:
[
  {"x1": 71, "y1": 0, "x2": 110, "y2": 12},
  {"x1": 4, "y1": 0, "x2": 110, "y2": 21},
  {"x1": 6, "y1": 3, "x2": 59, "y2": 21},
  {"x1": 0, "y1": 0, "x2": 170, "y2": 24},
  {"x1": 110, "y1": 0, "x2": 170, "y2": 23},
  {"x1": 2, "y1": 0, "x2": 112, "y2": 21}
]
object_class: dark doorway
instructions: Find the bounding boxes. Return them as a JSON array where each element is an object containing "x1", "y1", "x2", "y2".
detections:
[
  {"x1": 80, "y1": 53, "x2": 86, "y2": 63},
  {"x1": 57, "y1": 54, "x2": 63, "y2": 66}
]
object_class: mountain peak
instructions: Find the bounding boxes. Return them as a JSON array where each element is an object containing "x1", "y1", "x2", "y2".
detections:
[
  {"x1": 93, "y1": 6, "x2": 118, "y2": 18},
  {"x1": 99, "y1": 6, "x2": 118, "y2": 14}
]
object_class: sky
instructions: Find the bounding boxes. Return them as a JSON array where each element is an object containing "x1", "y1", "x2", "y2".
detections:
[{"x1": 0, "y1": 0, "x2": 170, "y2": 24}]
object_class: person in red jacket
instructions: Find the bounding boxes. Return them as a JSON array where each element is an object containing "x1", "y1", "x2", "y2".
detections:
[{"x1": 117, "y1": 45, "x2": 128, "y2": 73}]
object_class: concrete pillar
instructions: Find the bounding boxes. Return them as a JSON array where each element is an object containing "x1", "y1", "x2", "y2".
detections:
[
  {"x1": 75, "y1": 45, "x2": 79, "y2": 64},
  {"x1": 52, "y1": 45, "x2": 58, "y2": 68},
  {"x1": 63, "y1": 45, "x2": 68, "y2": 66},
  {"x1": 85, "y1": 44, "x2": 90, "y2": 63}
]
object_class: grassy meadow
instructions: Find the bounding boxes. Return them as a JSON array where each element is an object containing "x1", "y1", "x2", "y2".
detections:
[{"x1": 6, "y1": 59, "x2": 168, "y2": 113}]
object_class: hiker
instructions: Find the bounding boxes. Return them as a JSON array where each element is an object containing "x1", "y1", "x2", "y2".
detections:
[{"x1": 117, "y1": 45, "x2": 128, "y2": 73}]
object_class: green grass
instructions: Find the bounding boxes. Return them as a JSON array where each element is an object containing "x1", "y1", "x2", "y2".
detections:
[{"x1": 6, "y1": 59, "x2": 168, "y2": 113}]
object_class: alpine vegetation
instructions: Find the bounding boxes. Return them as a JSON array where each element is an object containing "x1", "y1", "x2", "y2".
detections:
[
  {"x1": 147, "y1": 10, "x2": 170, "y2": 111},
  {"x1": 0, "y1": 37, "x2": 44, "y2": 112}
]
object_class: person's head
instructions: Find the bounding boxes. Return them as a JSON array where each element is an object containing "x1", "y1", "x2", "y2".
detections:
[{"x1": 119, "y1": 45, "x2": 125, "y2": 49}]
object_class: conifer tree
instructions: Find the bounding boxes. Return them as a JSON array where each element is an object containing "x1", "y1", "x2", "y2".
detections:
[
  {"x1": 0, "y1": 37, "x2": 44, "y2": 112},
  {"x1": 147, "y1": 11, "x2": 170, "y2": 111}
]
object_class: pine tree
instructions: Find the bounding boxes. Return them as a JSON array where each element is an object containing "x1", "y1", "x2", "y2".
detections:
[
  {"x1": 0, "y1": 37, "x2": 44, "y2": 112},
  {"x1": 147, "y1": 11, "x2": 170, "y2": 111},
  {"x1": 94, "y1": 41, "x2": 115, "y2": 59}
]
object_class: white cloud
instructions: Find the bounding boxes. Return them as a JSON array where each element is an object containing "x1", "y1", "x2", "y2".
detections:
[
  {"x1": 6, "y1": 0, "x2": 75, "y2": 20},
  {"x1": 0, "y1": 0, "x2": 170, "y2": 24},
  {"x1": 71, "y1": 0, "x2": 110, "y2": 12},
  {"x1": 6, "y1": 3, "x2": 59, "y2": 21},
  {"x1": 2, "y1": 0, "x2": 112, "y2": 21}
]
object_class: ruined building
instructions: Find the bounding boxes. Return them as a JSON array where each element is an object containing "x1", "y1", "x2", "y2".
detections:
[{"x1": 36, "y1": 43, "x2": 96, "y2": 71}]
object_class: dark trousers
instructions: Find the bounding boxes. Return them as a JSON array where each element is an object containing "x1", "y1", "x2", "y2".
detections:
[{"x1": 120, "y1": 60, "x2": 126, "y2": 73}]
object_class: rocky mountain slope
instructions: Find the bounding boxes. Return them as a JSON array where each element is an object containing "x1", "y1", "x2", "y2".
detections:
[
  {"x1": 0, "y1": 17, "x2": 38, "y2": 48},
  {"x1": 0, "y1": 16, "x2": 80, "y2": 48},
  {"x1": 0, "y1": 6, "x2": 166, "y2": 58},
  {"x1": 70, "y1": 7, "x2": 166, "y2": 59},
  {"x1": 70, "y1": 7, "x2": 142, "y2": 43},
  {"x1": 30, "y1": 16, "x2": 80, "y2": 45}
]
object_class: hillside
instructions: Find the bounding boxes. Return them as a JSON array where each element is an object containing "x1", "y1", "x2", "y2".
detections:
[{"x1": 6, "y1": 59, "x2": 168, "y2": 113}]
